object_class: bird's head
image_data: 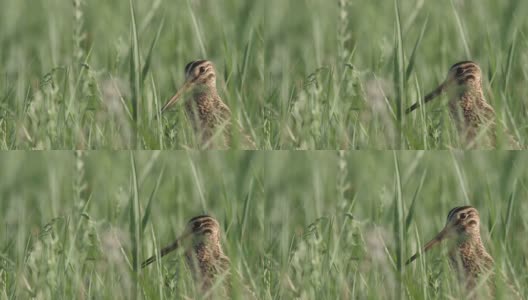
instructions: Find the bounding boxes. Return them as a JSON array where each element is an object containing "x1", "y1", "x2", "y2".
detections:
[
  {"x1": 161, "y1": 60, "x2": 217, "y2": 113},
  {"x1": 406, "y1": 206, "x2": 481, "y2": 265}
]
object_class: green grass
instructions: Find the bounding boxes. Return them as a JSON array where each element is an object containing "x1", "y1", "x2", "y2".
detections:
[
  {"x1": 1, "y1": 151, "x2": 527, "y2": 299},
  {"x1": 0, "y1": 0, "x2": 527, "y2": 149}
]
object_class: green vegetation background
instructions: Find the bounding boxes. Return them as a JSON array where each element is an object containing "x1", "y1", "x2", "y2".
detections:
[
  {"x1": 1, "y1": 151, "x2": 526, "y2": 298},
  {"x1": 0, "y1": 0, "x2": 527, "y2": 149}
]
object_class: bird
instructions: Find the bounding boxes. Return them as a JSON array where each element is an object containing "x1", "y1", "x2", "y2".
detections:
[
  {"x1": 405, "y1": 61, "x2": 521, "y2": 149},
  {"x1": 406, "y1": 206, "x2": 522, "y2": 299},
  {"x1": 406, "y1": 206, "x2": 493, "y2": 291},
  {"x1": 142, "y1": 215, "x2": 231, "y2": 294},
  {"x1": 160, "y1": 60, "x2": 255, "y2": 149}
]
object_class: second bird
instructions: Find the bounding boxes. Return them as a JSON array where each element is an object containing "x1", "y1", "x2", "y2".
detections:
[
  {"x1": 161, "y1": 60, "x2": 255, "y2": 149},
  {"x1": 406, "y1": 206, "x2": 494, "y2": 291},
  {"x1": 406, "y1": 61, "x2": 520, "y2": 149}
]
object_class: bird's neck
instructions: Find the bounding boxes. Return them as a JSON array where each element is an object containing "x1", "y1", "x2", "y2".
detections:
[
  {"x1": 449, "y1": 85, "x2": 485, "y2": 109},
  {"x1": 188, "y1": 241, "x2": 224, "y2": 265},
  {"x1": 451, "y1": 234, "x2": 490, "y2": 265},
  {"x1": 192, "y1": 84, "x2": 217, "y2": 99}
]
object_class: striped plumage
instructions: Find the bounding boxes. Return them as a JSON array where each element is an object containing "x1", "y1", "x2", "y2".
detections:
[
  {"x1": 142, "y1": 215, "x2": 230, "y2": 293},
  {"x1": 161, "y1": 60, "x2": 255, "y2": 149},
  {"x1": 407, "y1": 206, "x2": 494, "y2": 295},
  {"x1": 406, "y1": 61, "x2": 521, "y2": 149}
]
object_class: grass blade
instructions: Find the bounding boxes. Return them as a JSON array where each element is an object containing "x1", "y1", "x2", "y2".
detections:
[
  {"x1": 393, "y1": 0, "x2": 405, "y2": 147},
  {"x1": 392, "y1": 152, "x2": 404, "y2": 299},
  {"x1": 451, "y1": 152, "x2": 470, "y2": 204},
  {"x1": 141, "y1": 165, "x2": 165, "y2": 233},
  {"x1": 129, "y1": 153, "x2": 141, "y2": 278},
  {"x1": 141, "y1": 17, "x2": 165, "y2": 83},
  {"x1": 239, "y1": 29, "x2": 253, "y2": 90},
  {"x1": 186, "y1": 0, "x2": 207, "y2": 58},
  {"x1": 129, "y1": 0, "x2": 141, "y2": 146},
  {"x1": 405, "y1": 16, "x2": 428, "y2": 82},
  {"x1": 405, "y1": 169, "x2": 427, "y2": 233},
  {"x1": 503, "y1": 29, "x2": 517, "y2": 91},
  {"x1": 450, "y1": 0, "x2": 471, "y2": 58},
  {"x1": 187, "y1": 153, "x2": 207, "y2": 211},
  {"x1": 503, "y1": 180, "x2": 516, "y2": 242},
  {"x1": 239, "y1": 178, "x2": 253, "y2": 241}
]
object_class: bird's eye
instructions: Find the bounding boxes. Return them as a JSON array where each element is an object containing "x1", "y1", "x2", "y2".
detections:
[
  {"x1": 459, "y1": 212, "x2": 467, "y2": 219},
  {"x1": 199, "y1": 66, "x2": 206, "y2": 73},
  {"x1": 456, "y1": 67, "x2": 464, "y2": 76}
]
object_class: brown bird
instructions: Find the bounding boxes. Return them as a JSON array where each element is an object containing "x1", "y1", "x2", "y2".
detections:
[
  {"x1": 406, "y1": 206, "x2": 494, "y2": 291},
  {"x1": 160, "y1": 60, "x2": 255, "y2": 149},
  {"x1": 142, "y1": 215, "x2": 230, "y2": 294},
  {"x1": 406, "y1": 61, "x2": 521, "y2": 149}
]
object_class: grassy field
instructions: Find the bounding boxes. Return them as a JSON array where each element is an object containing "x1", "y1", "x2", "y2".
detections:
[
  {"x1": 0, "y1": 0, "x2": 527, "y2": 149},
  {"x1": 1, "y1": 151, "x2": 527, "y2": 299}
]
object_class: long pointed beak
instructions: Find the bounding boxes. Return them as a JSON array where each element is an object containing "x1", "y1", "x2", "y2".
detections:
[
  {"x1": 405, "y1": 225, "x2": 451, "y2": 265},
  {"x1": 141, "y1": 230, "x2": 192, "y2": 268},
  {"x1": 160, "y1": 80, "x2": 193, "y2": 113},
  {"x1": 405, "y1": 82, "x2": 446, "y2": 114}
]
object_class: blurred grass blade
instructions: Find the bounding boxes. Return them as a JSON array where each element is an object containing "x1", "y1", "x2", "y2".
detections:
[
  {"x1": 240, "y1": 178, "x2": 253, "y2": 241},
  {"x1": 187, "y1": 153, "x2": 207, "y2": 211},
  {"x1": 186, "y1": 0, "x2": 206, "y2": 58},
  {"x1": 141, "y1": 17, "x2": 165, "y2": 83},
  {"x1": 129, "y1": 0, "x2": 141, "y2": 141},
  {"x1": 405, "y1": 169, "x2": 427, "y2": 232},
  {"x1": 487, "y1": 206, "x2": 495, "y2": 236},
  {"x1": 392, "y1": 152, "x2": 404, "y2": 299},
  {"x1": 141, "y1": 165, "x2": 165, "y2": 233},
  {"x1": 450, "y1": 0, "x2": 471, "y2": 57},
  {"x1": 451, "y1": 152, "x2": 470, "y2": 204},
  {"x1": 503, "y1": 180, "x2": 516, "y2": 241},
  {"x1": 503, "y1": 29, "x2": 516, "y2": 90},
  {"x1": 129, "y1": 153, "x2": 141, "y2": 276},
  {"x1": 239, "y1": 29, "x2": 253, "y2": 90},
  {"x1": 405, "y1": 16, "x2": 428, "y2": 82},
  {"x1": 393, "y1": 0, "x2": 405, "y2": 147}
]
